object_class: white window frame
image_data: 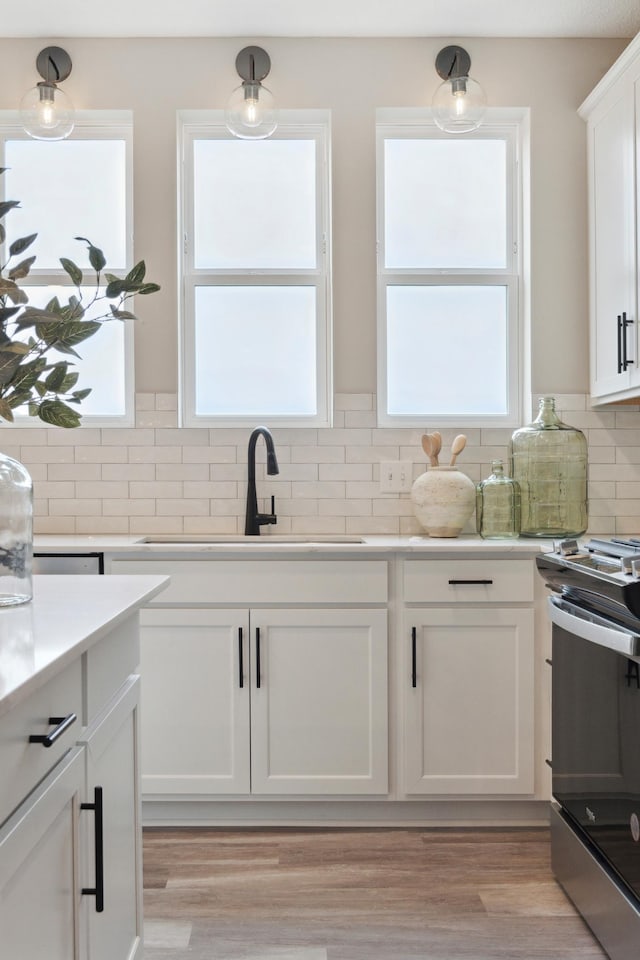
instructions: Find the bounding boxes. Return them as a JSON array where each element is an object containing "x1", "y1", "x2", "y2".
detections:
[
  {"x1": 178, "y1": 110, "x2": 333, "y2": 428},
  {"x1": 0, "y1": 110, "x2": 135, "y2": 426},
  {"x1": 376, "y1": 107, "x2": 529, "y2": 428}
]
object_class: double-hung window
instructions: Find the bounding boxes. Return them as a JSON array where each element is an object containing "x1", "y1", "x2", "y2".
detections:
[
  {"x1": 376, "y1": 108, "x2": 528, "y2": 427},
  {"x1": 0, "y1": 112, "x2": 134, "y2": 423},
  {"x1": 179, "y1": 110, "x2": 332, "y2": 427}
]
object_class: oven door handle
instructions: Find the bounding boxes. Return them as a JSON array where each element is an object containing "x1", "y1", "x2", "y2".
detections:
[{"x1": 548, "y1": 595, "x2": 640, "y2": 657}]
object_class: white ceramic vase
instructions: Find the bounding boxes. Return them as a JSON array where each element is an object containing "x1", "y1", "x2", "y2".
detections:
[{"x1": 411, "y1": 466, "x2": 476, "y2": 538}]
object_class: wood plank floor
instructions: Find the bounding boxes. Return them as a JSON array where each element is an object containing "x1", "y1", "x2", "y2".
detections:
[{"x1": 142, "y1": 826, "x2": 607, "y2": 960}]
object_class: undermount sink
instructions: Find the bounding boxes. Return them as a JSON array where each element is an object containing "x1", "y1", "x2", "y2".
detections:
[{"x1": 135, "y1": 534, "x2": 366, "y2": 545}]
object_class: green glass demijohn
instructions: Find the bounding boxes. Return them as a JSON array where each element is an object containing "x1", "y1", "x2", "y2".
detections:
[
  {"x1": 509, "y1": 397, "x2": 588, "y2": 538},
  {"x1": 476, "y1": 460, "x2": 521, "y2": 539}
]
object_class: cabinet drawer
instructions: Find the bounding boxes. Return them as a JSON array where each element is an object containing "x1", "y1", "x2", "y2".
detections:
[
  {"x1": 403, "y1": 559, "x2": 534, "y2": 604},
  {"x1": 0, "y1": 659, "x2": 82, "y2": 828},
  {"x1": 85, "y1": 614, "x2": 139, "y2": 723},
  {"x1": 110, "y1": 559, "x2": 388, "y2": 605}
]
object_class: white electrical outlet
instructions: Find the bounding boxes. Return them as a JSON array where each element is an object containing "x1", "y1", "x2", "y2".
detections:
[{"x1": 379, "y1": 461, "x2": 413, "y2": 494}]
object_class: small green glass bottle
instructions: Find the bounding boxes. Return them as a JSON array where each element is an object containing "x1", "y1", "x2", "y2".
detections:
[{"x1": 476, "y1": 460, "x2": 521, "y2": 540}]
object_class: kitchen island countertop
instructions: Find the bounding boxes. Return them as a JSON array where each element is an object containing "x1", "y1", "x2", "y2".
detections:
[{"x1": 0, "y1": 574, "x2": 168, "y2": 717}]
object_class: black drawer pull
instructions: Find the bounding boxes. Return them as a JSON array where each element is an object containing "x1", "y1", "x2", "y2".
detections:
[
  {"x1": 448, "y1": 579, "x2": 494, "y2": 586},
  {"x1": 81, "y1": 786, "x2": 104, "y2": 913},
  {"x1": 256, "y1": 627, "x2": 261, "y2": 689},
  {"x1": 29, "y1": 712, "x2": 76, "y2": 748},
  {"x1": 411, "y1": 627, "x2": 417, "y2": 688},
  {"x1": 238, "y1": 626, "x2": 244, "y2": 688},
  {"x1": 545, "y1": 758, "x2": 552, "y2": 768},
  {"x1": 545, "y1": 658, "x2": 552, "y2": 666}
]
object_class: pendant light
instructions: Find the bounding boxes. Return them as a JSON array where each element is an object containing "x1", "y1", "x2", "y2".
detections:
[
  {"x1": 432, "y1": 45, "x2": 486, "y2": 134},
  {"x1": 20, "y1": 46, "x2": 75, "y2": 141},
  {"x1": 225, "y1": 46, "x2": 278, "y2": 140}
]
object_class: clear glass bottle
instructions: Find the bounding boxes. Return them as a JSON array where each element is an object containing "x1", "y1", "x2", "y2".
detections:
[
  {"x1": 509, "y1": 397, "x2": 588, "y2": 538},
  {"x1": 0, "y1": 452, "x2": 33, "y2": 605},
  {"x1": 476, "y1": 460, "x2": 521, "y2": 539}
]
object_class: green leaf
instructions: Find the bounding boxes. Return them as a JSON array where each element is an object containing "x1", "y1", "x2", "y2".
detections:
[
  {"x1": 41, "y1": 319, "x2": 102, "y2": 355},
  {"x1": 0, "y1": 223, "x2": 5, "y2": 244},
  {"x1": 60, "y1": 371, "x2": 80, "y2": 392},
  {"x1": 109, "y1": 306, "x2": 137, "y2": 321},
  {"x1": 0, "y1": 306, "x2": 20, "y2": 324},
  {"x1": 59, "y1": 258, "x2": 83, "y2": 287},
  {"x1": 74, "y1": 237, "x2": 106, "y2": 273},
  {"x1": 0, "y1": 278, "x2": 19, "y2": 295},
  {"x1": 37, "y1": 399, "x2": 81, "y2": 428},
  {"x1": 105, "y1": 279, "x2": 127, "y2": 298},
  {"x1": 0, "y1": 350, "x2": 24, "y2": 386},
  {"x1": 126, "y1": 261, "x2": 146, "y2": 284},
  {"x1": 9, "y1": 233, "x2": 37, "y2": 257},
  {"x1": 136, "y1": 283, "x2": 161, "y2": 295},
  {"x1": 71, "y1": 388, "x2": 92, "y2": 401},
  {"x1": 0, "y1": 398, "x2": 15, "y2": 422},
  {"x1": 44, "y1": 362, "x2": 70, "y2": 392},
  {"x1": 6, "y1": 286, "x2": 28, "y2": 305},
  {"x1": 0, "y1": 200, "x2": 20, "y2": 219},
  {"x1": 8, "y1": 256, "x2": 36, "y2": 281}
]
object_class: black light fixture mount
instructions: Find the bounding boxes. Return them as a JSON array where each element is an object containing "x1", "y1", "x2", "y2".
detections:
[
  {"x1": 20, "y1": 46, "x2": 75, "y2": 140},
  {"x1": 432, "y1": 45, "x2": 486, "y2": 134}
]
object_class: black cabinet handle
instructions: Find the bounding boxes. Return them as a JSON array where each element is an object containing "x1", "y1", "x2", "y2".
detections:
[
  {"x1": 256, "y1": 627, "x2": 261, "y2": 689},
  {"x1": 448, "y1": 579, "x2": 494, "y2": 585},
  {"x1": 618, "y1": 314, "x2": 623, "y2": 373},
  {"x1": 81, "y1": 786, "x2": 104, "y2": 913},
  {"x1": 411, "y1": 627, "x2": 417, "y2": 688},
  {"x1": 29, "y1": 712, "x2": 76, "y2": 748},
  {"x1": 545, "y1": 658, "x2": 552, "y2": 666},
  {"x1": 545, "y1": 759, "x2": 553, "y2": 769},
  {"x1": 623, "y1": 312, "x2": 634, "y2": 371},
  {"x1": 238, "y1": 627, "x2": 244, "y2": 688}
]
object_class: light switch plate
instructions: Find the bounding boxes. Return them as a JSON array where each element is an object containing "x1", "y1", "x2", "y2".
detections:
[{"x1": 379, "y1": 460, "x2": 413, "y2": 494}]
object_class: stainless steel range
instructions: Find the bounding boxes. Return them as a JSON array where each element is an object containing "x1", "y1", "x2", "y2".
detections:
[{"x1": 537, "y1": 537, "x2": 640, "y2": 960}]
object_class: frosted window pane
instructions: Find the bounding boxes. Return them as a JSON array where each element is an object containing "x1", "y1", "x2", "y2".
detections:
[
  {"x1": 193, "y1": 139, "x2": 316, "y2": 269},
  {"x1": 384, "y1": 139, "x2": 507, "y2": 269},
  {"x1": 194, "y1": 286, "x2": 316, "y2": 416},
  {"x1": 19, "y1": 287, "x2": 126, "y2": 417},
  {"x1": 4, "y1": 140, "x2": 127, "y2": 270},
  {"x1": 386, "y1": 286, "x2": 507, "y2": 416}
]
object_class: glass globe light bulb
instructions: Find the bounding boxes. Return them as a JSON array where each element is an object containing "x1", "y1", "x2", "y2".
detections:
[
  {"x1": 432, "y1": 75, "x2": 487, "y2": 134},
  {"x1": 225, "y1": 82, "x2": 277, "y2": 140},
  {"x1": 20, "y1": 82, "x2": 75, "y2": 141}
]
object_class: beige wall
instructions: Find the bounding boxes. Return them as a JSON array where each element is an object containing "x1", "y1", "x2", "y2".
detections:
[{"x1": 0, "y1": 36, "x2": 628, "y2": 399}]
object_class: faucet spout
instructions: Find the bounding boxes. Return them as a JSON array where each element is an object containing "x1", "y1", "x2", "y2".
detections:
[{"x1": 245, "y1": 426, "x2": 279, "y2": 536}]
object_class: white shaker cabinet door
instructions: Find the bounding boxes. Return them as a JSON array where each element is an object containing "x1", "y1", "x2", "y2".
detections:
[
  {"x1": 139, "y1": 607, "x2": 251, "y2": 796},
  {"x1": 0, "y1": 747, "x2": 84, "y2": 960},
  {"x1": 249, "y1": 608, "x2": 388, "y2": 795},
  {"x1": 589, "y1": 84, "x2": 638, "y2": 400},
  {"x1": 402, "y1": 607, "x2": 534, "y2": 795},
  {"x1": 79, "y1": 677, "x2": 143, "y2": 960}
]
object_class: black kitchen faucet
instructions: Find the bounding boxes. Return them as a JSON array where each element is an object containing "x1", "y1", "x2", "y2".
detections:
[{"x1": 244, "y1": 426, "x2": 279, "y2": 535}]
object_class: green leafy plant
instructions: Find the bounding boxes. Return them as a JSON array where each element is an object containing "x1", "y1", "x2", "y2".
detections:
[{"x1": 0, "y1": 167, "x2": 160, "y2": 428}]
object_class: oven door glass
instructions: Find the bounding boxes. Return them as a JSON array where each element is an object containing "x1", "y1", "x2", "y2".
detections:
[{"x1": 552, "y1": 616, "x2": 640, "y2": 901}]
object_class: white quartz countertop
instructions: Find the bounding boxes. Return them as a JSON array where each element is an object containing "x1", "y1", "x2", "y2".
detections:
[
  {"x1": 33, "y1": 533, "x2": 556, "y2": 556},
  {"x1": 0, "y1": 574, "x2": 169, "y2": 717}
]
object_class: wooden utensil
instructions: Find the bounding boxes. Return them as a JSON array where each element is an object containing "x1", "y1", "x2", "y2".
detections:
[
  {"x1": 449, "y1": 434, "x2": 467, "y2": 466},
  {"x1": 431, "y1": 431, "x2": 442, "y2": 465},
  {"x1": 421, "y1": 434, "x2": 439, "y2": 467}
]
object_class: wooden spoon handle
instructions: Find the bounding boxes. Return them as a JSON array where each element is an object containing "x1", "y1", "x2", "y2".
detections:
[{"x1": 449, "y1": 434, "x2": 467, "y2": 467}]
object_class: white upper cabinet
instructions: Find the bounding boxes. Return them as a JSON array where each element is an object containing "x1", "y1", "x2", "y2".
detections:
[{"x1": 580, "y1": 35, "x2": 640, "y2": 404}]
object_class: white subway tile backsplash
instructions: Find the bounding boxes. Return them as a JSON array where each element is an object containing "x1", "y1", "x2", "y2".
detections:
[{"x1": 22, "y1": 391, "x2": 640, "y2": 537}]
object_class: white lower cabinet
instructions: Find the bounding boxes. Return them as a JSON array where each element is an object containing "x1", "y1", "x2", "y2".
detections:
[
  {"x1": 402, "y1": 607, "x2": 535, "y2": 795},
  {"x1": 139, "y1": 606, "x2": 388, "y2": 796},
  {"x1": 79, "y1": 677, "x2": 142, "y2": 960},
  {"x1": 401, "y1": 557, "x2": 536, "y2": 797},
  {"x1": 0, "y1": 747, "x2": 84, "y2": 960}
]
